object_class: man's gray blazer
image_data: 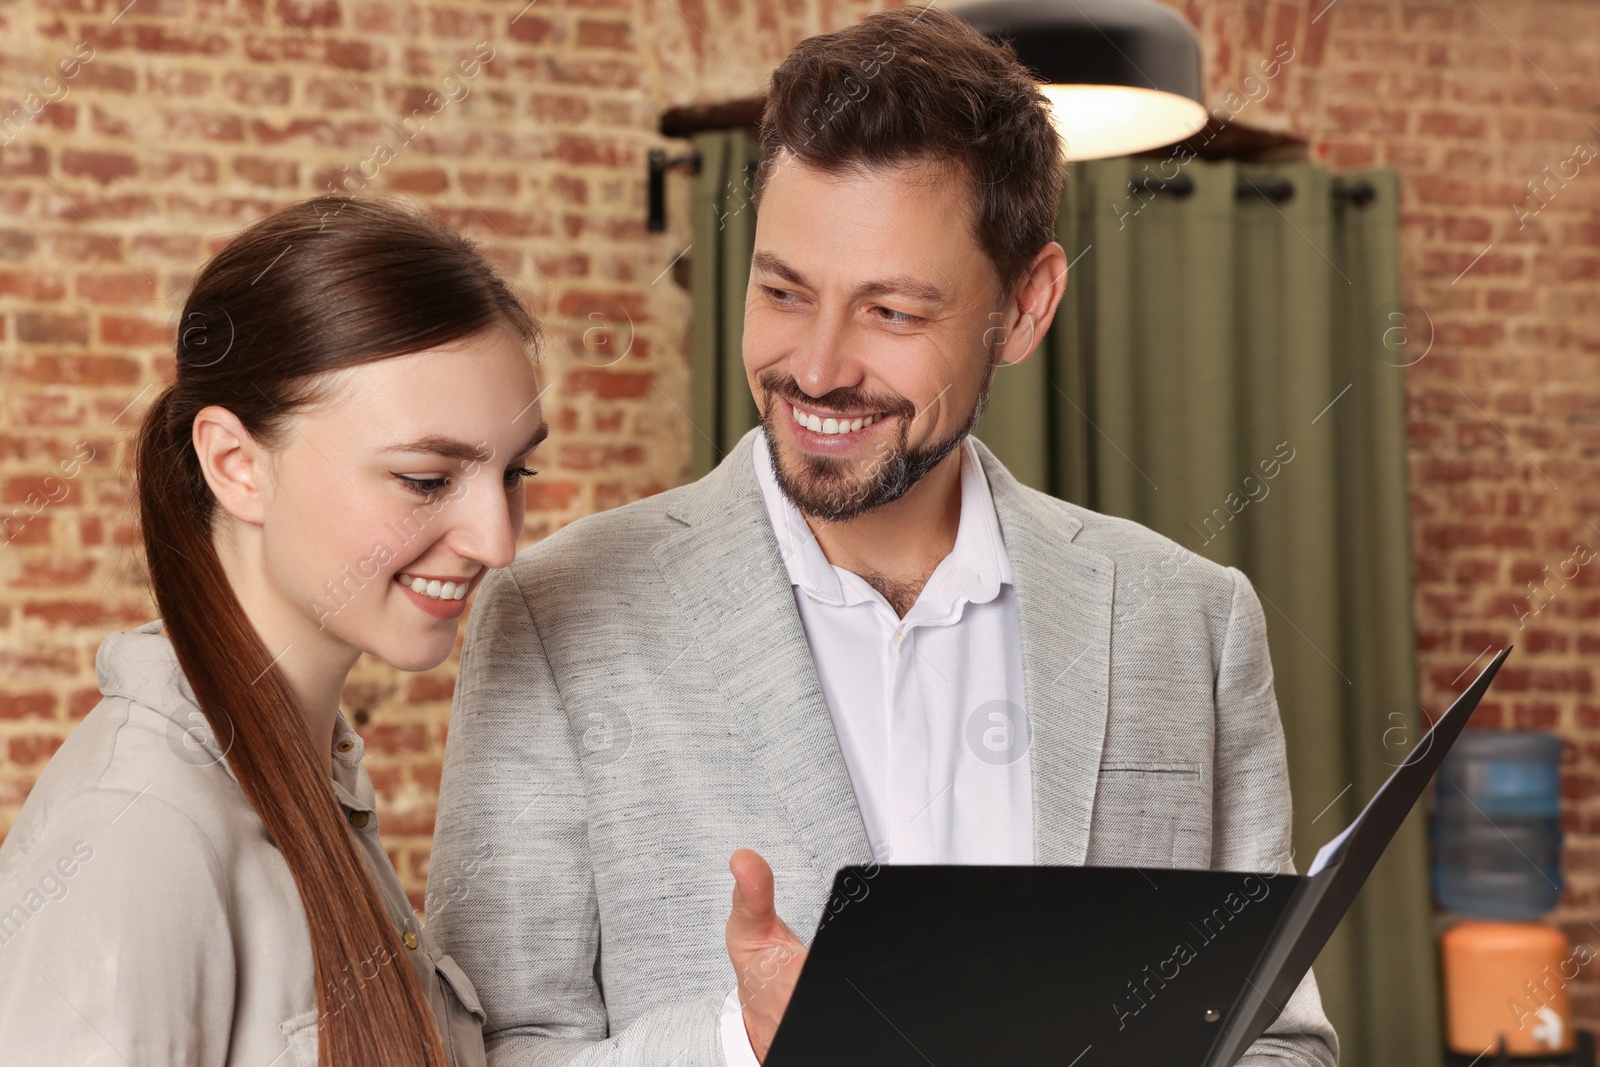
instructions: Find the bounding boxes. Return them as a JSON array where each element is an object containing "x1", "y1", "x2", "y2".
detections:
[{"x1": 430, "y1": 428, "x2": 1339, "y2": 1066}]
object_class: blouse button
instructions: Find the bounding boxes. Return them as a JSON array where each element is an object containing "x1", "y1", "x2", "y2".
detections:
[
  {"x1": 348, "y1": 811, "x2": 370, "y2": 829},
  {"x1": 403, "y1": 931, "x2": 419, "y2": 950},
  {"x1": 335, "y1": 739, "x2": 355, "y2": 754}
]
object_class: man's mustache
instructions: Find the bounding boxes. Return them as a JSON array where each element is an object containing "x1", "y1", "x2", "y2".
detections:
[{"x1": 757, "y1": 371, "x2": 917, "y2": 422}]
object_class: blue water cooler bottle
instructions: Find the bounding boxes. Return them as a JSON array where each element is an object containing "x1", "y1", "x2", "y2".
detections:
[{"x1": 1435, "y1": 731, "x2": 1588, "y2": 1064}]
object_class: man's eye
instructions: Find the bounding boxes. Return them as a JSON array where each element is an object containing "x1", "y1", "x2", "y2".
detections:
[
  {"x1": 872, "y1": 305, "x2": 917, "y2": 325},
  {"x1": 764, "y1": 286, "x2": 796, "y2": 303}
]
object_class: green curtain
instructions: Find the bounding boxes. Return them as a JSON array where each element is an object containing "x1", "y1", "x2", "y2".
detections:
[
  {"x1": 689, "y1": 132, "x2": 1431, "y2": 1067},
  {"x1": 689, "y1": 130, "x2": 761, "y2": 476}
]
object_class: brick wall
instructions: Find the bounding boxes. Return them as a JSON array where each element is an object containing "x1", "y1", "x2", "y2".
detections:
[
  {"x1": 1171, "y1": 0, "x2": 1600, "y2": 1023},
  {"x1": 0, "y1": 0, "x2": 890, "y2": 907},
  {"x1": 2, "y1": 0, "x2": 1599, "y2": 1033}
]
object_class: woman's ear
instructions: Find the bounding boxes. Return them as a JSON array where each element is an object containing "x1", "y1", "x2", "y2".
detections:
[{"x1": 193, "y1": 405, "x2": 271, "y2": 525}]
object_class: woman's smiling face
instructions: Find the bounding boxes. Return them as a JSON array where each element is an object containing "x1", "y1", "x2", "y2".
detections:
[{"x1": 244, "y1": 323, "x2": 546, "y2": 673}]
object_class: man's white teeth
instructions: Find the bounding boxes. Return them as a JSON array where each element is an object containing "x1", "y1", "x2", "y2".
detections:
[
  {"x1": 396, "y1": 573, "x2": 468, "y2": 601},
  {"x1": 792, "y1": 404, "x2": 880, "y2": 435}
]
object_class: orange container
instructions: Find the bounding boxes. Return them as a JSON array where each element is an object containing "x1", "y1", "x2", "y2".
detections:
[{"x1": 1441, "y1": 920, "x2": 1580, "y2": 1056}]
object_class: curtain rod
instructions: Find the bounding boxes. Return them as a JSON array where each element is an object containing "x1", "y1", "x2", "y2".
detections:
[
  {"x1": 647, "y1": 152, "x2": 1374, "y2": 232},
  {"x1": 1128, "y1": 174, "x2": 1379, "y2": 206}
]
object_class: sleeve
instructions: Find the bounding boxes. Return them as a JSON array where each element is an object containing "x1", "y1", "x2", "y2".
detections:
[
  {"x1": 0, "y1": 789, "x2": 236, "y2": 1066},
  {"x1": 717, "y1": 987, "x2": 762, "y2": 1067},
  {"x1": 428, "y1": 565, "x2": 728, "y2": 1067},
  {"x1": 1212, "y1": 567, "x2": 1340, "y2": 1067}
]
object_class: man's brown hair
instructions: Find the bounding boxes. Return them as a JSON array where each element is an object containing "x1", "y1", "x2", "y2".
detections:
[{"x1": 755, "y1": 5, "x2": 1066, "y2": 294}]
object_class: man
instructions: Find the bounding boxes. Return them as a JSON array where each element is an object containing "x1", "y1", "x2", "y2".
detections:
[{"x1": 430, "y1": 7, "x2": 1338, "y2": 1065}]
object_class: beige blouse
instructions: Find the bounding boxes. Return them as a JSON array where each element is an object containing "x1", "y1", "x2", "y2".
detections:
[{"x1": 0, "y1": 620, "x2": 487, "y2": 1066}]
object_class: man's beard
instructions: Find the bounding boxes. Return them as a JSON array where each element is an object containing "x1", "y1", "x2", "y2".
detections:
[{"x1": 757, "y1": 360, "x2": 997, "y2": 524}]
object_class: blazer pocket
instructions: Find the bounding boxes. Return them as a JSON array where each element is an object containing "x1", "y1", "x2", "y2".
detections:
[
  {"x1": 433, "y1": 953, "x2": 489, "y2": 1066},
  {"x1": 1088, "y1": 763, "x2": 1209, "y2": 869}
]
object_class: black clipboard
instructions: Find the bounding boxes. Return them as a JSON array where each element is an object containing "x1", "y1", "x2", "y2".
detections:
[{"x1": 764, "y1": 647, "x2": 1511, "y2": 1067}]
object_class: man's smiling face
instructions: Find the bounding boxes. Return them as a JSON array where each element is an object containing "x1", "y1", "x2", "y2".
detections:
[{"x1": 742, "y1": 154, "x2": 1012, "y2": 523}]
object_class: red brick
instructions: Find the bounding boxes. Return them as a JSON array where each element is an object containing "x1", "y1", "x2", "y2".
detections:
[
  {"x1": 76, "y1": 271, "x2": 155, "y2": 304},
  {"x1": 100, "y1": 314, "x2": 172, "y2": 346},
  {"x1": 558, "y1": 443, "x2": 646, "y2": 471},
  {"x1": 0, "y1": 691, "x2": 57, "y2": 720},
  {"x1": 0, "y1": 229, "x2": 35, "y2": 260},
  {"x1": 410, "y1": 759, "x2": 444, "y2": 792},
  {"x1": 507, "y1": 14, "x2": 557, "y2": 44},
  {"x1": 0, "y1": 645, "x2": 77, "y2": 677},
  {"x1": 366, "y1": 722, "x2": 429, "y2": 755},
  {"x1": 22, "y1": 599, "x2": 150, "y2": 626},
  {"x1": 43, "y1": 192, "x2": 157, "y2": 222},
  {"x1": 1417, "y1": 110, "x2": 1488, "y2": 139},
  {"x1": 2, "y1": 473, "x2": 78, "y2": 508},
  {"x1": 274, "y1": 0, "x2": 342, "y2": 29},
  {"x1": 146, "y1": 150, "x2": 220, "y2": 183},
  {"x1": 232, "y1": 155, "x2": 300, "y2": 188},
  {"x1": 304, "y1": 76, "x2": 370, "y2": 111},
  {"x1": 563, "y1": 368, "x2": 653, "y2": 400},
  {"x1": 526, "y1": 477, "x2": 585, "y2": 510},
  {"x1": 576, "y1": 18, "x2": 631, "y2": 49},
  {"x1": 75, "y1": 62, "x2": 139, "y2": 92},
  {"x1": 0, "y1": 271, "x2": 66, "y2": 300},
  {"x1": 249, "y1": 117, "x2": 340, "y2": 146},
  {"x1": 457, "y1": 170, "x2": 520, "y2": 198},
  {"x1": 131, "y1": 233, "x2": 202, "y2": 259},
  {"x1": 144, "y1": 68, "x2": 216, "y2": 98},
  {"x1": 366, "y1": 764, "x2": 405, "y2": 794},
  {"x1": 320, "y1": 39, "x2": 386, "y2": 72},
  {"x1": 427, "y1": 7, "x2": 495, "y2": 38},
  {"x1": 159, "y1": 110, "x2": 245, "y2": 142},
  {"x1": 17, "y1": 312, "x2": 89, "y2": 345},
  {"x1": 18, "y1": 354, "x2": 141, "y2": 385},
  {"x1": 0, "y1": 145, "x2": 49, "y2": 177},
  {"x1": 529, "y1": 93, "x2": 594, "y2": 124},
  {"x1": 385, "y1": 167, "x2": 449, "y2": 194},
  {"x1": 7, "y1": 734, "x2": 64, "y2": 766},
  {"x1": 67, "y1": 688, "x2": 102, "y2": 719},
  {"x1": 132, "y1": 25, "x2": 229, "y2": 55},
  {"x1": 222, "y1": 71, "x2": 293, "y2": 106},
  {"x1": 6, "y1": 558, "x2": 96, "y2": 589},
  {"x1": 405, "y1": 673, "x2": 456, "y2": 703},
  {"x1": 379, "y1": 806, "x2": 435, "y2": 836}
]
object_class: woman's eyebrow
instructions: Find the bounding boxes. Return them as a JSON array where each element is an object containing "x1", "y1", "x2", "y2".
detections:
[{"x1": 383, "y1": 423, "x2": 549, "y2": 463}]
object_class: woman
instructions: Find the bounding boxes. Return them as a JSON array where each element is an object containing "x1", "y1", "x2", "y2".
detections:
[{"x1": 0, "y1": 194, "x2": 546, "y2": 1065}]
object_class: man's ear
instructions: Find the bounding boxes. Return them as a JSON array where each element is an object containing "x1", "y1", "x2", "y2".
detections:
[
  {"x1": 992, "y1": 241, "x2": 1069, "y2": 368},
  {"x1": 192, "y1": 404, "x2": 271, "y2": 525}
]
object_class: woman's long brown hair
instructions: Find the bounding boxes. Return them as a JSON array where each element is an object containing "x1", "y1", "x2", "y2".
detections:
[{"x1": 135, "y1": 195, "x2": 537, "y2": 1065}]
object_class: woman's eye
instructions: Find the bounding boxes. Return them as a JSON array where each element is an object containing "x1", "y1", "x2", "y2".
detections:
[
  {"x1": 395, "y1": 467, "x2": 538, "y2": 498},
  {"x1": 396, "y1": 474, "x2": 450, "y2": 496}
]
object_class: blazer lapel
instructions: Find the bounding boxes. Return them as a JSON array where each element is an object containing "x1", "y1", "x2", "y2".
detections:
[
  {"x1": 975, "y1": 440, "x2": 1115, "y2": 867},
  {"x1": 651, "y1": 430, "x2": 874, "y2": 886}
]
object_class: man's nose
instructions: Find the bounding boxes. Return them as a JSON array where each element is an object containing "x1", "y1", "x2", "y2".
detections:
[{"x1": 787, "y1": 313, "x2": 865, "y2": 399}]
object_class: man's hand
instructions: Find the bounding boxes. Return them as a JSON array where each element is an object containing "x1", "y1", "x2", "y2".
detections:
[{"x1": 726, "y1": 849, "x2": 808, "y2": 1062}]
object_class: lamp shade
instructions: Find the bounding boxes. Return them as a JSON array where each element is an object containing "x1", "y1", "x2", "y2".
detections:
[{"x1": 950, "y1": 0, "x2": 1208, "y2": 161}]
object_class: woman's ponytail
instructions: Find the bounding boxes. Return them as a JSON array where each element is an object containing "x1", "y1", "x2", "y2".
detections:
[{"x1": 134, "y1": 194, "x2": 537, "y2": 1065}]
